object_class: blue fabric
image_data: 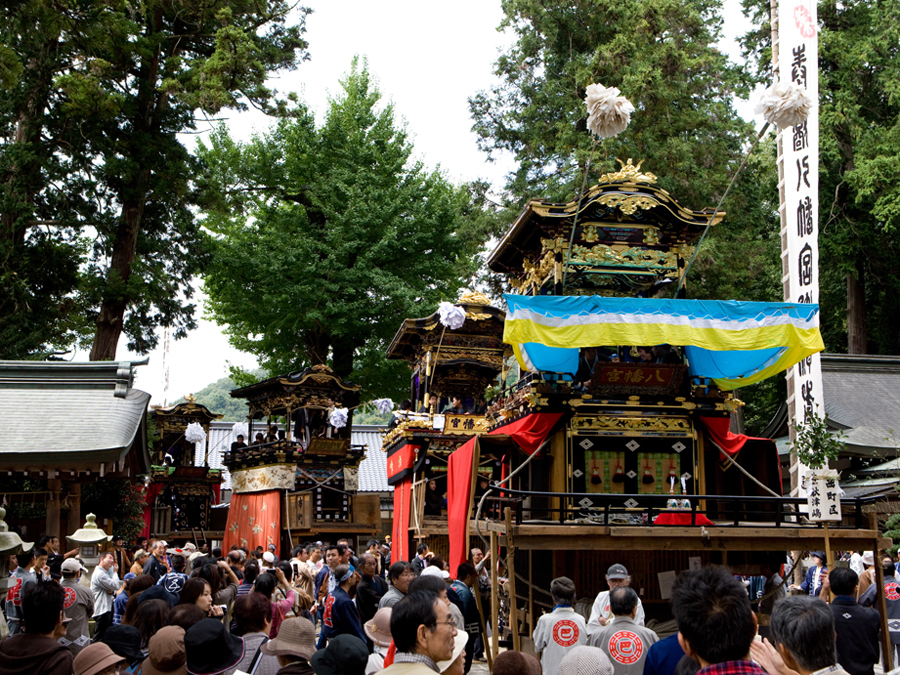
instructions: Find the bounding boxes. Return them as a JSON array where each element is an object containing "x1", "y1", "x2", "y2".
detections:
[
  {"x1": 322, "y1": 586, "x2": 367, "y2": 645},
  {"x1": 643, "y1": 633, "x2": 685, "y2": 675}
]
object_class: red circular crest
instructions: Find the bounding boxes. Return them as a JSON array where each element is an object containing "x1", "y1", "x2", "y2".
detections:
[
  {"x1": 63, "y1": 586, "x2": 77, "y2": 609},
  {"x1": 886, "y1": 582, "x2": 900, "y2": 601},
  {"x1": 553, "y1": 619, "x2": 580, "y2": 647},
  {"x1": 609, "y1": 630, "x2": 644, "y2": 664}
]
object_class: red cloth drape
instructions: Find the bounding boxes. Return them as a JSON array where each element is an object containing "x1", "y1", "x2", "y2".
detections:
[
  {"x1": 447, "y1": 412, "x2": 563, "y2": 577},
  {"x1": 699, "y1": 416, "x2": 767, "y2": 457},
  {"x1": 212, "y1": 484, "x2": 221, "y2": 505},
  {"x1": 392, "y1": 479, "x2": 411, "y2": 563},
  {"x1": 222, "y1": 490, "x2": 282, "y2": 552},
  {"x1": 141, "y1": 483, "x2": 164, "y2": 539},
  {"x1": 653, "y1": 512, "x2": 715, "y2": 526}
]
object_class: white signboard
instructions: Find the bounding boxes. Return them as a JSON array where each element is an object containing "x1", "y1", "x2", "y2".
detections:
[
  {"x1": 778, "y1": 0, "x2": 823, "y2": 493},
  {"x1": 804, "y1": 470, "x2": 841, "y2": 522}
]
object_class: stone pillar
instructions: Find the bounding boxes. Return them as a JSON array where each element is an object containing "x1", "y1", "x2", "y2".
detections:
[{"x1": 46, "y1": 479, "x2": 62, "y2": 539}]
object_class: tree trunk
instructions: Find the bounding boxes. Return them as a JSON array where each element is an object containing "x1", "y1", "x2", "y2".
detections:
[
  {"x1": 847, "y1": 258, "x2": 866, "y2": 354},
  {"x1": 331, "y1": 337, "x2": 355, "y2": 380}
]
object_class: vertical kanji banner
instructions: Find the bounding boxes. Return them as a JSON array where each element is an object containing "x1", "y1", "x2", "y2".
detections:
[{"x1": 777, "y1": 0, "x2": 823, "y2": 495}]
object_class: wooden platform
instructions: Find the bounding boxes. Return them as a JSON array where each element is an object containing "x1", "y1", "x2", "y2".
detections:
[{"x1": 481, "y1": 521, "x2": 890, "y2": 552}]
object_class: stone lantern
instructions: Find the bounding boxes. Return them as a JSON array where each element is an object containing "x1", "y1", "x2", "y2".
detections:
[
  {"x1": 66, "y1": 513, "x2": 111, "y2": 574},
  {"x1": 0, "y1": 507, "x2": 33, "y2": 598}
]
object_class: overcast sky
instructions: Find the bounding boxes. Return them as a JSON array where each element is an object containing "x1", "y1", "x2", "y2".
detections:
[{"x1": 113, "y1": 0, "x2": 761, "y2": 405}]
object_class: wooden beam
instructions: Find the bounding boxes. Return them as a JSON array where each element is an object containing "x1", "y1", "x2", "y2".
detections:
[
  {"x1": 505, "y1": 507, "x2": 521, "y2": 652},
  {"x1": 871, "y1": 513, "x2": 892, "y2": 671},
  {"x1": 491, "y1": 530, "x2": 499, "y2": 661}
]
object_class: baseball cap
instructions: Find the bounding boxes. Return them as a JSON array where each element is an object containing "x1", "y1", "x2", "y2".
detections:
[
  {"x1": 262, "y1": 551, "x2": 276, "y2": 564},
  {"x1": 606, "y1": 564, "x2": 628, "y2": 579},
  {"x1": 62, "y1": 558, "x2": 87, "y2": 574}
]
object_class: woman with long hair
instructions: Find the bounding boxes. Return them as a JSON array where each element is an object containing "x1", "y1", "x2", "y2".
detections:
[
  {"x1": 180, "y1": 578, "x2": 224, "y2": 618},
  {"x1": 253, "y1": 568, "x2": 295, "y2": 638},
  {"x1": 130, "y1": 598, "x2": 169, "y2": 656}
]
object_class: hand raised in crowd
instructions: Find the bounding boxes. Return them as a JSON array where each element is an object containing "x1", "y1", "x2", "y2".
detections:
[
  {"x1": 208, "y1": 604, "x2": 224, "y2": 618},
  {"x1": 275, "y1": 567, "x2": 288, "y2": 586},
  {"x1": 750, "y1": 638, "x2": 801, "y2": 675}
]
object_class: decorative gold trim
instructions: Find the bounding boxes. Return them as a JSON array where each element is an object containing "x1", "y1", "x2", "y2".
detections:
[
  {"x1": 569, "y1": 244, "x2": 678, "y2": 272},
  {"x1": 597, "y1": 158, "x2": 658, "y2": 185},
  {"x1": 381, "y1": 418, "x2": 435, "y2": 449},
  {"x1": 458, "y1": 290, "x2": 492, "y2": 306},
  {"x1": 571, "y1": 416, "x2": 693, "y2": 434},
  {"x1": 596, "y1": 193, "x2": 660, "y2": 215}
]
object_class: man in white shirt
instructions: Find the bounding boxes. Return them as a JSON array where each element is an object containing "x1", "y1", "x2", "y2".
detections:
[
  {"x1": 533, "y1": 576, "x2": 587, "y2": 675},
  {"x1": 90, "y1": 551, "x2": 120, "y2": 641},
  {"x1": 588, "y1": 563, "x2": 645, "y2": 634}
]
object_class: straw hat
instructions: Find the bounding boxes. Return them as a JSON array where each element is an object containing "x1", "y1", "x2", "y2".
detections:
[
  {"x1": 363, "y1": 607, "x2": 393, "y2": 648},
  {"x1": 260, "y1": 617, "x2": 316, "y2": 660},
  {"x1": 437, "y1": 631, "x2": 468, "y2": 673},
  {"x1": 143, "y1": 626, "x2": 188, "y2": 675},
  {"x1": 558, "y1": 646, "x2": 614, "y2": 675}
]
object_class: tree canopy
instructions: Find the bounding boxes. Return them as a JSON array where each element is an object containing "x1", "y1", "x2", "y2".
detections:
[
  {"x1": 198, "y1": 59, "x2": 489, "y2": 400},
  {"x1": 0, "y1": 0, "x2": 309, "y2": 360}
]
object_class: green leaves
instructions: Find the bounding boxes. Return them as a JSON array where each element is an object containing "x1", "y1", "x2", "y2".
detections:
[{"x1": 199, "y1": 59, "x2": 487, "y2": 399}]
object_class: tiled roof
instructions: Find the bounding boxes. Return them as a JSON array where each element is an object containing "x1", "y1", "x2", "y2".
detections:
[
  {"x1": 204, "y1": 422, "x2": 389, "y2": 493},
  {"x1": 0, "y1": 360, "x2": 151, "y2": 472}
]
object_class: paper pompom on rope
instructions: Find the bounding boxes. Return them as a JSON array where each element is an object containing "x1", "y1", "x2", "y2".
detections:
[
  {"x1": 754, "y1": 81, "x2": 813, "y2": 130},
  {"x1": 438, "y1": 302, "x2": 466, "y2": 330},
  {"x1": 374, "y1": 398, "x2": 394, "y2": 415},
  {"x1": 185, "y1": 422, "x2": 207, "y2": 444},
  {"x1": 231, "y1": 422, "x2": 248, "y2": 441},
  {"x1": 329, "y1": 407, "x2": 349, "y2": 429},
  {"x1": 585, "y1": 84, "x2": 635, "y2": 139}
]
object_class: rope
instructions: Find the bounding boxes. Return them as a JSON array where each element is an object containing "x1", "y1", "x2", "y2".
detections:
[
  {"x1": 677, "y1": 122, "x2": 771, "y2": 294},
  {"x1": 561, "y1": 137, "x2": 600, "y2": 292},
  {"x1": 716, "y1": 445, "x2": 781, "y2": 499}
]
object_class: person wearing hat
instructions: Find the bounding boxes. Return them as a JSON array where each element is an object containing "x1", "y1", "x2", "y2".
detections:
[
  {"x1": 132, "y1": 549, "x2": 150, "y2": 576},
  {"x1": 311, "y1": 633, "x2": 368, "y2": 675},
  {"x1": 436, "y1": 631, "x2": 468, "y2": 675},
  {"x1": 60, "y1": 557, "x2": 95, "y2": 654},
  {"x1": 73, "y1": 642, "x2": 126, "y2": 675},
  {"x1": 857, "y1": 551, "x2": 876, "y2": 600},
  {"x1": 101, "y1": 624, "x2": 145, "y2": 671},
  {"x1": 791, "y1": 552, "x2": 827, "y2": 597},
  {"x1": 322, "y1": 564, "x2": 367, "y2": 646},
  {"x1": 533, "y1": 577, "x2": 587, "y2": 675},
  {"x1": 588, "y1": 586, "x2": 658, "y2": 675},
  {"x1": 143, "y1": 625, "x2": 189, "y2": 675},
  {"x1": 184, "y1": 618, "x2": 245, "y2": 675},
  {"x1": 364, "y1": 607, "x2": 393, "y2": 673},
  {"x1": 587, "y1": 564, "x2": 645, "y2": 633},
  {"x1": 260, "y1": 616, "x2": 317, "y2": 675}
]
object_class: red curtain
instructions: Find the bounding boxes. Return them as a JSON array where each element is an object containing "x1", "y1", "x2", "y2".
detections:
[
  {"x1": 447, "y1": 412, "x2": 563, "y2": 576},
  {"x1": 392, "y1": 479, "x2": 411, "y2": 562},
  {"x1": 222, "y1": 490, "x2": 282, "y2": 552},
  {"x1": 700, "y1": 416, "x2": 765, "y2": 457},
  {"x1": 141, "y1": 483, "x2": 164, "y2": 539}
]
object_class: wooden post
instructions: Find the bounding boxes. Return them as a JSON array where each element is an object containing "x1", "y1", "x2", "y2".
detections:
[
  {"x1": 46, "y1": 479, "x2": 61, "y2": 539},
  {"x1": 871, "y1": 514, "x2": 893, "y2": 671},
  {"x1": 528, "y1": 550, "x2": 535, "y2": 636},
  {"x1": 506, "y1": 507, "x2": 521, "y2": 652},
  {"x1": 491, "y1": 530, "x2": 500, "y2": 660},
  {"x1": 67, "y1": 482, "x2": 81, "y2": 536},
  {"x1": 473, "y1": 572, "x2": 493, "y2": 671},
  {"x1": 823, "y1": 523, "x2": 834, "y2": 602}
]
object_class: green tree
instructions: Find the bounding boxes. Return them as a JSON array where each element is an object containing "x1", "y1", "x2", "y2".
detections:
[
  {"x1": 741, "y1": 0, "x2": 900, "y2": 355},
  {"x1": 0, "y1": 0, "x2": 310, "y2": 360},
  {"x1": 198, "y1": 59, "x2": 487, "y2": 399}
]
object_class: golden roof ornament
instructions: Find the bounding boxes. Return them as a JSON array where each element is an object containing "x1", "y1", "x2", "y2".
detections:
[
  {"x1": 597, "y1": 158, "x2": 658, "y2": 185},
  {"x1": 184, "y1": 393, "x2": 197, "y2": 403},
  {"x1": 458, "y1": 290, "x2": 492, "y2": 306}
]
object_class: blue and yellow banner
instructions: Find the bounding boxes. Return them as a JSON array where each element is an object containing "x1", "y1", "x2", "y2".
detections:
[{"x1": 503, "y1": 295, "x2": 824, "y2": 390}]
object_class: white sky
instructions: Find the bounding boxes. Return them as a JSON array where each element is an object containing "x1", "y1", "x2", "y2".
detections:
[{"x1": 111, "y1": 0, "x2": 762, "y2": 405}]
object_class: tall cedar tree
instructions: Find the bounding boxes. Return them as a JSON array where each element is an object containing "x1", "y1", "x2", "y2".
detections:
[
  {"x1": 470, "y1": 0, "x2": 784, "y2": 431},
  {"x1": 741, "y1": 0, "x2": 900, "y2": 354},
  {"x1": 198, "y1": 60, "x2": 485, "y2": 399},
  {"x1": 0, "y1": 1, "x2": 309, "y2": 360}
]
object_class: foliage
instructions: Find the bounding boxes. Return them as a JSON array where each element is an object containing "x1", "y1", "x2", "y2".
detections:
[
  {"x1": 82, "y1": 479, "x2": 146, "y2": 545},
  {"x1": 0, "y1": 0, "x2": 310, "y2": 360},
  {"x1": 198, "y1": 58, "x2": 490, "y2": 400},
  {"x1": 172, "y1": 370, "x2": 268, "y2": 423},
  {"x1": 353, "y1": 406, "x2": 392, "y2": 426},
  {"x1": 740, "y1": 0, "x2": 900, "y2": 354},
  {"x1": 882, "y1": 513, "x2": 900, "y2": 556},
  {"x1": 789, "y1": 408, "x2": 846, "y2": 470}
]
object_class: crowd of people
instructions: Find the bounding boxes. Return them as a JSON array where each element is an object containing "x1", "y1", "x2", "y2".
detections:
[{"x1": 2, "y1": 539, "x2": 898, "y2": 675}]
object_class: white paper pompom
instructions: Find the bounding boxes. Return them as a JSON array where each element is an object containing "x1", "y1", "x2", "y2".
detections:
[
  {"x1": 231, "y1": 422, "x2": 248, "y2": 441},
  {"x1": 329, "y1": 407, "x2": 349, "y2": 429},
  {"x1": 438, "y1": 302, "x2": 466, "y2": 330},
  {"x1": 185, "y1": 422, "x2": 206, "y2": 444},
  {"x1": 754, "y1": 81, "x2": 813, "y2": 130},
  {"x1": 374, "y1": 398, "x2": 394, "y2": 415},
  {"x1": 585, "y1": 84, "x2": 635, "y2": 139}
]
